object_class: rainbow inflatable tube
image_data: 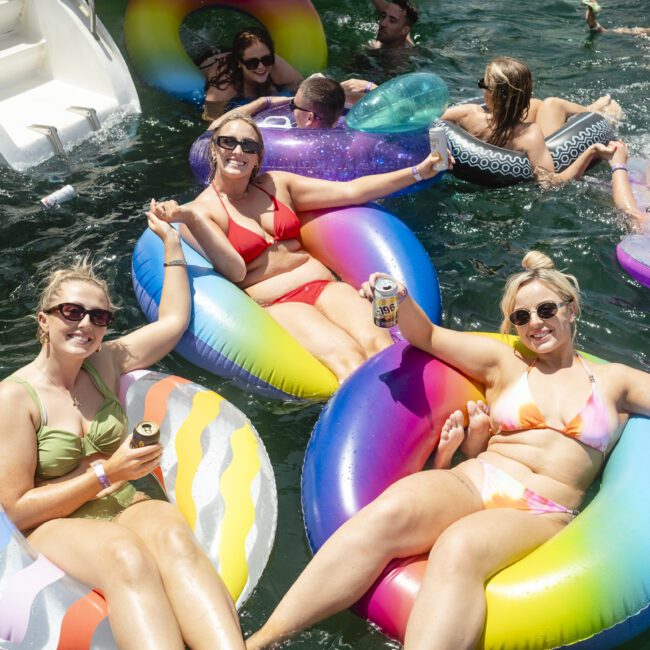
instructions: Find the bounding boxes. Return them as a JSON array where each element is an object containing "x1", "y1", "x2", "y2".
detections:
[
  {"x1": 189, "y1": 109, "x2": 435, "y2": 189},
  {"x1": 302, "y1": 338, "x2": 650, "y2": 648},
  {"x1": 123, "y1": 0, "x2": 327, "y2": 103},
  {"x1": 132, "y1": 204, "x2": 442, "y2": 401},
  {"x1": 616, "y1": 157, "x2": 650, "y2": 288},
  {"x1": 0, "y1": 371, "x2": 277, "y2": 649}
]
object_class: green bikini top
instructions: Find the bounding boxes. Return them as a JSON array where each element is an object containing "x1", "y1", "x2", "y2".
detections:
[{"x1": 7, "y1": 360, "x2": 127, "y2": 479}]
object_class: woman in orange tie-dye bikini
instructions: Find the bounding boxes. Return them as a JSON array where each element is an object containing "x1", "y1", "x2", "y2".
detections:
[{"x1": 246, "y1": 250, "x2": 650, "y2": 650}]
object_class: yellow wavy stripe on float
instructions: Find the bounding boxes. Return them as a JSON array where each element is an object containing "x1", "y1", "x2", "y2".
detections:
[
  {"x1": 218, "y1": 419, "x2": 261, "y2": 598},
  {"x1": 174, "y1": 390, "x2": 223, "y2": 529}
]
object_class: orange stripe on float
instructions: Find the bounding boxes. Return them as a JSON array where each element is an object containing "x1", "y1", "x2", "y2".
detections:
[
  {"x1": 57, "y1": 590, "x2": 107, "y2": 650},
  {"x1": 141, "y1": 375, "x2": 191, "y2": 489}
]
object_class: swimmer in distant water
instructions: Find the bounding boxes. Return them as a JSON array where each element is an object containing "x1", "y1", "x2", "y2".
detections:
[
  {"x1": 583, "y1": 1, "x2": 650, "y2": 36},
  {"x1": 369, "y1": 0, "x2": 418, "y2": 49}
]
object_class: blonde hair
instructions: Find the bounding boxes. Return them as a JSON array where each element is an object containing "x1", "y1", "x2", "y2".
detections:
[
  {"x1": 209, "y1": 113, "x2": 265, "y2": 183},
  {"x1": 484, "y1": 57, "x2": 533, "y2": 149},
  {"x1": 499, "y1": 251, "x2": 581, "y2": 336},
  {"x1": 36, "y1": 256, "x2": 117, "y2": 344}
]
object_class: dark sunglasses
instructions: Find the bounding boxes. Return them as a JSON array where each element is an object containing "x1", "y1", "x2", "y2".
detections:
[
  {"x1": 289, "y1": 98, "x2": 321, "y2": 121},
  {"x1": 215, "y1": 135, "x2": 262, "y2": 154},
  {"x1": 45, "y1": 302, "x2": 114, "y2": 327},
  {"x1": 508, "y1": 300, "x2": 572, "y2": 327},
  {"x1": 477, "y1": 77, "x2": 490, "y2": 90},
  {"x1": 240, "y1": 54, "x2": 275, "y2": 70}
]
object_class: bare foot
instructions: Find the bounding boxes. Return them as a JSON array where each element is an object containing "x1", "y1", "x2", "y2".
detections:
[
  {"x1": 466, "y1": 400, "x2": 492, "y2": 452},
  {"x1": 432, "y1": 410, "x2": 465, "y2": 469},
  {"x1": 589, "y1": 95, "x2": 622, "y2": 122}
]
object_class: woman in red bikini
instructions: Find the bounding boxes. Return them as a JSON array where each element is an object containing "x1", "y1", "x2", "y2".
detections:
[
  {"x1": 246, "y1": 250, "x2": 650, "y2": 650},
  {"x1": 152, "y1": 114, "x2": 444, "y2": 381}
]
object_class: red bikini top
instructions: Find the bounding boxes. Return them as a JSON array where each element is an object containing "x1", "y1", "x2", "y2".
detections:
[{"x1": 213, "y1": 182, "x2": 302, "y2": 263}]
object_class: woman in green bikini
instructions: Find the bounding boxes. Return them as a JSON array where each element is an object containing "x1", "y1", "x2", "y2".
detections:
[{"x1": 0, "y1": 205, "x2": 245, "y2": 649}]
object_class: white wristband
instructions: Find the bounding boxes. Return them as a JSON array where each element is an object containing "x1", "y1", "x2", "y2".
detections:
[
  {"x1": 92, "y1": 462, "x2": 111, "y2": 489},
  {"x1": 411, "y1": 166, "x2": 423, "y2": 182}
]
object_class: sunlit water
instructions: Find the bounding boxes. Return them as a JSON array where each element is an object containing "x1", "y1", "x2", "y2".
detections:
[{"x1": 0, "y1": 0, "x2": 649, "y2": 647}]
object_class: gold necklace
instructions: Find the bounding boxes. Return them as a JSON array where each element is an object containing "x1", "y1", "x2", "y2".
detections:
[{"x1": 35, "y1": 364, "x2": 82, "y2": 408}]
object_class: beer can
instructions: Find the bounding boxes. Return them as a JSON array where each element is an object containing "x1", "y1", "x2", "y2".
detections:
[
  {"x1": 130, "y1": 420, "x2": 160, "y2": 448},
  {"x1": 428, "y1": 126, "x2": 449, "y2": 173},
  {"x1": 40, "y1": 184, "x2": 77, "y2": 208},
  {"x1": 373, "y1": 278, "x2": 399, "y2": 328}
]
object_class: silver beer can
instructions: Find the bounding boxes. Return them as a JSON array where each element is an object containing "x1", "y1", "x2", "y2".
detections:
[
  {"x1": 428, "y1": 126, "x2": 449, "y2": 173},
  {"x1": 373, "y1": 278, "x2": 399, "y2": 328},
  {"x1": 40, "y1": 184, "x2": 77, "y2": 208},
  {"x1": 130, "y1": 420, "x2": 160, "y2": 448}
]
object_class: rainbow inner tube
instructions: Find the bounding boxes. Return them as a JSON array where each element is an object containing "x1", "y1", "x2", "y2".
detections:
[
  {"x1": 189, "y1": 106, "x2": 438, "y2": 191},
  {"x1": 302, "y1": 337, "x2": 650, "y2": 648},
  {"x1": 616, "y1": 157, "x2": 650, "y2": 288},
  {"x1": 438, "y1": 111, "x2": 615, "y2": 187},
  {"x1": 123, "y1": 0, "x2": 327, "y2": 103},
  {"x1": 132, "y1": 204, "x2": 442, "y2": 401},
  {"x1": 0, "y1": 371, "x2": 277, "y2": 649}
]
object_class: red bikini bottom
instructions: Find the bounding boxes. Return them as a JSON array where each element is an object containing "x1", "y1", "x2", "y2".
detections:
[{"x1": 270, "y1": 280, "x2": 335, "y2": 306}]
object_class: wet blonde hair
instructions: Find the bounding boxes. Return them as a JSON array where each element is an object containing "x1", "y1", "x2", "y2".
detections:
[
  {"x1": 484, "y1": 57, "x2": 533, "y2": 149},
  {"x1": 36, "y1": 256, "x2": 117, "y2": 344},
  {"x1": 499, "y1": 251, "x2": 581, "y2": 337},
  {"x1": 209, "y1": 113, "x2": 265, "y2": 183}
]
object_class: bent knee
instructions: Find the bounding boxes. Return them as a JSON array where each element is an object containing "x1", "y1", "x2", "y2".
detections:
[
  {"x1": 429, "y1": 525, "x2": 487, "y2": 576},
  {"x1": 152, "y1": 520, "x2": 201, "y2": 565},
  {"x1": 356, "y1": 489, "x2": 423, "y2": 544},
  {"x1": 101, "y1": 534, "x2": 158, "y2": 588},
  {"x1": 323, "y1": 344, "x2": 366, "y2": 381}
]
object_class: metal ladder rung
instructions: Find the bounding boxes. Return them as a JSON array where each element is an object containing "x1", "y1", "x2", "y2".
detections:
[
  {"x1": 29, "y1": 124, "x2": 65, "y2": 155},
  {"x1": 67, "y1": 106, "x2": 100, "y2": 130}
]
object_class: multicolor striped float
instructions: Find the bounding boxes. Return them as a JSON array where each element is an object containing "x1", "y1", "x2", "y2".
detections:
[
  {"x1": 616, "y1": 157, "x2": 650, "y2": 288},
  {"x1": 132, "y1": 204, "x2": 442, "y2": 401},
  {"x1": 123, "y1": 0, "x2": 327, "y2": 103},
  {"x1": 302, "y1": 336, "x2": 650, "y2": 647},
  {"x1": 0, "y1": 371, "x2": 277, "y2": 649}
]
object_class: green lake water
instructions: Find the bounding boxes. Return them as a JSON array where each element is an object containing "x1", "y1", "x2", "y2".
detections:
[{"x1": 0, "y1": 0, "x2": 648, "y2": 647}]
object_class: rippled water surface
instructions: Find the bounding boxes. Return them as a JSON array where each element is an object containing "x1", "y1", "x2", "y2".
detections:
[{"x1": 1, "y1": 0, "x2": 649, "y2": 647}]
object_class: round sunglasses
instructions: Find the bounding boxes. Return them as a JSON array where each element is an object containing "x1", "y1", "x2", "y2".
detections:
[
  {"x1": 215, "y1": 135, "x2": 262, "y2": 154},
  {"x1": 508, "y1": 300, "x2": 572, "y2": 326},
  {"x1": 240, "y1": 54, "x2": 275, "y2": 70},
  {"x1": 45, "y1": 302, "x2": 114, "y2": 327}
]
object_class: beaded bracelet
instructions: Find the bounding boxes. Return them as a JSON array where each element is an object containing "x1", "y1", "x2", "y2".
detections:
[
  {"x1": 364, "y1": 81, "x2": 374, "y2": 93},
  {"x1": 92, "y1": 462, "x2": 111, "y2": 490},
  {"x1": 164, "y1": 259, "x2": 187, "y2": 267},
  {"x1": 411, "y1": 166, "x2": 423, "y2": 182},
  {"x1": 610, "y1": 163, "x2": 628, "y2": 173},
  {"x1": 265, "y1": 96, "x2": 271, "y2": 110}
]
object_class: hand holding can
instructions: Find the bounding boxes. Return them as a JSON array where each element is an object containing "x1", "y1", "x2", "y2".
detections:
[
  {"x1": 428, "y1": 126, "x2": 449, "y2": 173},
  {"x1": 373, "y1": 278, "x2": 399, "y2": 328},
  {"x1": 130, "y1": 420, "x2": 161, "y2": 448}
]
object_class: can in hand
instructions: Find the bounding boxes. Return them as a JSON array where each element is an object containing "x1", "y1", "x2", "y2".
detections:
[
  {"x1": 373, "y1": 277, "x2": 399, "y2": 328},
  {"x1": 428, "y1": 126, "x2": 449, "y2": 173},
  {"x1": 40, "y1": 184, "x2": 77, "y2": 208},
  {"x1": 130, "y1": 420, "x2": 160, "y2": 448}
]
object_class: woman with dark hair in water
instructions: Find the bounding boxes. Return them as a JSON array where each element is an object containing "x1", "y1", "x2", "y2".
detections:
[
  {"x1": 200, "y1": 26, "x2": 303, "y2": 121},
  {"x1": 440, "y1": 56, "x2": 621, "y2": 182}
]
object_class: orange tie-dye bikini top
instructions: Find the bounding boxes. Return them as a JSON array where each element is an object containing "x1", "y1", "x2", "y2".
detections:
[{"x1": 490, "y1": 355, "x2": 616, "y2": 453}]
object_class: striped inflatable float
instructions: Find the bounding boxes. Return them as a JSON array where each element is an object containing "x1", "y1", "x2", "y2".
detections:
[
  {"x1": 0, "y1": 371, "x2": 277, "y2": 649},
  {"x1": 303, "y1": 336, "x2": 650, "y2": 647}
]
